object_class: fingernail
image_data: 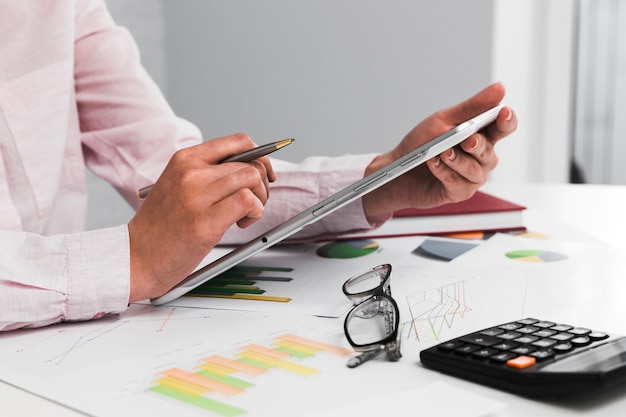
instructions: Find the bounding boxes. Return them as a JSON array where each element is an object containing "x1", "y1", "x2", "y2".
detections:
[
  {"x1": 505, "y1": 108, "x2": 513, "y2": 122},
  {"x1": 469, "y1": 135, "x2": 480, "y2": 151},
  {"x1": 447, "y1": 149, "x2": 456, "y2": 161},
  {"x1": 433, "y1": 157, "x2": 441, "y2": 167}
]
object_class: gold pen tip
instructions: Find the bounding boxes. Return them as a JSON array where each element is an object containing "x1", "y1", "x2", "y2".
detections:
[{"x1": 276, "y1": 138, "x2": 295, "y2": 149}]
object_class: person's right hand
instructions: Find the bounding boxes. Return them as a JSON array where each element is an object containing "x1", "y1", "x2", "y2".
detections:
[{"x1": 127, "y1": 133, "x2": 275, "y2": 302}]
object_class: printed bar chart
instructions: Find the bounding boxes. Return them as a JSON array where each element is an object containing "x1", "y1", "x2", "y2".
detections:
[
  {"x1": 186, "y1": 265, "x2": 295, "y2": 303},
  {"x1": 147, "y1": 333, "x2": 352, "y2": 416}
]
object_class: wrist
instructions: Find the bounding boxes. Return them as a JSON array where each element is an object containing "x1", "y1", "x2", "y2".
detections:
[{"x1": 362, "y1": 153, "x2": 396, "y2": 222}]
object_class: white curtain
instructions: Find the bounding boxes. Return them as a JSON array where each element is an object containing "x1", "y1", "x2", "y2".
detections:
[{"x1": 572, "y1": 0, "x2": 626, "y2": 184}]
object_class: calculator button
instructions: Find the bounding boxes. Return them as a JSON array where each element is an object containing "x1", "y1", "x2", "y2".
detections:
[
  {"x1": 499, "y1": 322, "x2": 523, "y2": 331},
  {"x1": 553, "y1": 342, "x2": 574, "y2": 353},
  {"x1": 550, "y1": 332, "x2": 574, "y2": 341},
  {"x1": 529, "y1": 349, "x2": 556, "y2": 361},
  {"x1": 480, "y1": 328, "x2": 505, "y2": 336},
  {"x1": 551, "y1": 324, "x2": 573, "y2": 332},
  {"x1": 490, "y1": 352, "x2": 519, "y2": 364},
  {"x1": 589, "y1": 331, "x2": 609, "y2": 341},
  {"x1": 517, "y1": 318, "x2": 539, "y2": 325},
  {"x1": 498, "y1": 331, "x2": 522, "y2": 340},
  {"x1": 459, "y1": 334, "x2": 501, "y2": 347},
  {"x1": 535, "y1": 329, "x2": 557, "y2": 338},
  {"x1": 534, "y1": 321, "x2": 556, "y2": 328},
  {"x1": 493, "y1": 341, "x2": 519, "y2": 350},
  {"x1": 511, "y1": 345, "x2": 537, "y2": 355},
  {"x1": 472, "y1": 348, "x2": 499, "y2": 359},
  {"x1": 437, "y1": 340, "x2": 464, "y2": 352},
  {"x1": 517, "y1": 326, "x2": 539, "y2": 334},
  {"x1": 507, "y1": 355, "x2": 536, "y2": 369},
  {"x1": 515, "y1": 335, "x2": 539, "y2": 344},
  {"x1": 570, "y1": 327, "x2": 591, "y2": 336},
  {"x1": 532, "y1": 339, "x2": 557, "y2": 348},
  {"x1": 571, "y1": 336, "x2": 592, "y2": 347},
  {"x1": 455, "y1": 344, "x2": 480, "y2": 355}
]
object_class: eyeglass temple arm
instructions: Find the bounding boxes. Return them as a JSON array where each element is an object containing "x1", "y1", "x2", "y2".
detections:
[{"x1": 346, "y1": 348, "x2": 386, "y2": 368}]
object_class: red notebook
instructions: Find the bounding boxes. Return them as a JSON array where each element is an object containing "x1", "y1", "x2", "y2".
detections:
[{"x1": 342, "y1": 191, "x2": 526, "y2": 239}]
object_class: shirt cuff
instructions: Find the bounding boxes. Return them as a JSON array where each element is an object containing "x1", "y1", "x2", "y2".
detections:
[{"x1": 66, "y1": 225, "x2": 130, "y2": 322}]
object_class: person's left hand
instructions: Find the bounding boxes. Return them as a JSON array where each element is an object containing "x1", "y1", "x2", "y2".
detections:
[{"x1": 362, "y1": 82, "x2": 517, "y2": 222}]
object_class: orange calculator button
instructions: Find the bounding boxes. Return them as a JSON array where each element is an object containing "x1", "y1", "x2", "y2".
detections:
[{"x1": 507, "y1": 355, "x2": 536, "y2": 369}]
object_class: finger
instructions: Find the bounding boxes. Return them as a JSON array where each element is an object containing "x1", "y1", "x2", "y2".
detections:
[
  {"x1": 184, "y1": 133, "x2": 259, "y2": 165},
  {"x1": 199, "y1": 164, "x2": 269, "y2": 208},
  {"x1": 226, "y1": 159, "x2": 271, "y2": 201},
  {"x1": 437, "y1": 147, "x2": 488, "y2": 185},
  {"x1": 195, "y1": 133, "x2": 277, "y2": 182},
  {"x1": 205, "y1": 188, "x2": 266, "y2": 234},
  {"x1": 427, "y1": 157, "x2": 481, "y2": 202},
  {"x1": 482, "y1": 106, "x2": 518, "y2": 145},
  {"x1": 458, "y1": 134, "x2": 498, "y2": 170},
  {"x1": 257, "y1": 155, "x2": 277, "y2": 182}
]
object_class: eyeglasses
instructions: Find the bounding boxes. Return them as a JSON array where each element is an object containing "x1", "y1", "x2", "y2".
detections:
[{"x1": 342, "y1": 264, "x2": 402, "y2": 368}]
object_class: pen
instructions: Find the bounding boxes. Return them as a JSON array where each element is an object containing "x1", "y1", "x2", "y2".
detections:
[{"x1": 137, "y1": 138, "x2": 294, "y2": 199}]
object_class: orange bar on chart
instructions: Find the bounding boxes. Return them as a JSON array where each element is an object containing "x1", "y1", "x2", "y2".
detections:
[
  {"x1": 161, "y1": 368, "x2": 243, "y2": 396},
  {"x1": 276, "y1": 334, "x2": 353, "y2": 356},
  {"x1": 202, "y1": 355, "x2": 268, "y2": 377}
]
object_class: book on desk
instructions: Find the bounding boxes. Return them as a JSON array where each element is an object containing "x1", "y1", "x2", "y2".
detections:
[{"x1": 341, "y1": 190, "x2": 526, "y2": 239}]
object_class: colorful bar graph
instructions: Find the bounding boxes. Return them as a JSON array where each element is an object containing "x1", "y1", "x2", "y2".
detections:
[
  {"x1": 148, "y1": 333, "x2": 351, "y2": 416},
  {"x1": 185, "y1": 265, "x2": 294, "y2": 302}
]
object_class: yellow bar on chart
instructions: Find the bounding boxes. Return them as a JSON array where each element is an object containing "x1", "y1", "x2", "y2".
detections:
[
  {"x1": 162, "y1": 368, "x2": 243, "y2": 396},
  {"x1": 240, "y1": 344, "x2": 290, "y2": 360},
  {"x1": 196, "y1": 362, "x2": 238, "y2": 377},
  {"x1": 273, "y1": 339, "x2": 321, "y2": 357},
  {"x1": 154, "y1": 375, "x2": 207, "y2": 397},
  {"x1": 236, "y1": 351, "x2": 319, "y2": 377},
  {"x1": 202, "y1": 355, "x2": 268, "y2": 377},
  {"x1": 276, "y1": 334, "x2": 353, "y2": 356}
]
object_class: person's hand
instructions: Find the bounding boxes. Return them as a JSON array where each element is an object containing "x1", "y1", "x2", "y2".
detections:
[
  {"x1": 127, "y1": 133, "x2": 275, "y2": 302},
  {"x1": 362, "y1": 82, "x2": 517, "y2": 221}
]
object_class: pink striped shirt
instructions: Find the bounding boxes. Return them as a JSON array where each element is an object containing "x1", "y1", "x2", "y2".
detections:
[{"x1": 0, "y1": 0, "x2": 378, "y2": 330}]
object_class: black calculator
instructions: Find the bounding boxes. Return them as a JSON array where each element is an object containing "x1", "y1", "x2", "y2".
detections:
[{"x1": 419, "y1": 318, "x2": 626, "y2": 398}]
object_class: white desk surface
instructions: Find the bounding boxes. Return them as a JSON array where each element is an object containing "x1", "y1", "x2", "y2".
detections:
[{"x1": 2, "y1": 181, "x2": 626, "y2": 416}]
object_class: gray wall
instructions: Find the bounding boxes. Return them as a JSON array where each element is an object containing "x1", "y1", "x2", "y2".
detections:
[
  {"x1": 89, "y1": 0, "x2": 494, "y2": 229},
  {"x1": 162, "y1": 0, "x2": 494, "y2": 162}
]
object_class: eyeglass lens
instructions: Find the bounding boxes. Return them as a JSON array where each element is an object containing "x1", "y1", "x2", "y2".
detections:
[
  {"x1": 345, "y1": 297, "x2": 397, "y2": 346},
  {"x1": 343, "y1": 265, "x2": 390, "y2": 297}
]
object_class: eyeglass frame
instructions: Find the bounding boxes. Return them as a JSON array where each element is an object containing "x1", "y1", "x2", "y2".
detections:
[{"x1": 342, "y1": 264, "x2": 402, "y2": 367}]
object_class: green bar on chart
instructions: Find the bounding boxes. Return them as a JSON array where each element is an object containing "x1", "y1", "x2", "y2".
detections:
[{"x1": 148, "y1": 384, "x2": 245, "y2": 417}]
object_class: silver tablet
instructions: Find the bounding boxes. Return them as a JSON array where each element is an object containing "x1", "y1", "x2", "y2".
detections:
[{"x1": 151, "y1": 105, "x2": 503, "y2": 305}]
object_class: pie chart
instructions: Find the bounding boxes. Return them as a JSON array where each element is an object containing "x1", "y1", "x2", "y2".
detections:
[
  {"x1": 505, "y1": 249, "x2": 568, "y2": 263},
  {"x1": 316, "y1": 240, "x2": 380, "y2": 259}
]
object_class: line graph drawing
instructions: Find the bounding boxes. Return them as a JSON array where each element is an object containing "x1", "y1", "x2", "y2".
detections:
[
  {"x1": 403, "y1": 280, "x2": 472, "y2": 342},
  {"x1": 12, "y1": 306, "x2": 213, "y2": 367}
]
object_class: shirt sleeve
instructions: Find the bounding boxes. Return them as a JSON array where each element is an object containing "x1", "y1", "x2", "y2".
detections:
[
  {"x1": 73, "y1": 0, "x2": 202, "y2": 209},
  {"x1": 0, "y1": 225, "x2": 130, "y2": 331},
  {"x1": 219, "y1": 153, "x2": 391, "y2": 244}
]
